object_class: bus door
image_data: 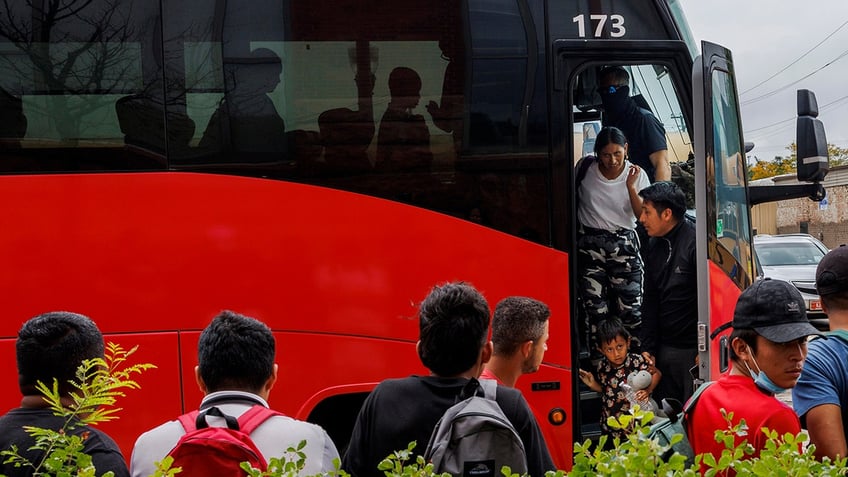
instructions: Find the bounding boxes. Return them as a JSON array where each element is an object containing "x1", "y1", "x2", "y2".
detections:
[
  {"x1": 553, "y1": 40, "x2": 693, "y2": 441},
  {"x1": 692, "y1": 41, "x2": 755, "y2": 383}
]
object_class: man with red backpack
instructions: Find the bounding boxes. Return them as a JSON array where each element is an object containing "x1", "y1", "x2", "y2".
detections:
[{"x1": 130, "y1": 310, "x2": 339, "y2": 477}]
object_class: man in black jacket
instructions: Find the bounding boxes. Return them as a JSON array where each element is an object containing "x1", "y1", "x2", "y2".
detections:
[{"x1": 638, "y1": 182, "x2": 697, "y2": 404}]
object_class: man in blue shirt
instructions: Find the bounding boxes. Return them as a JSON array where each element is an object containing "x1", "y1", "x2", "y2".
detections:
[{"x1": 793, "y1": 245, "x2": 848, "y2": 460}]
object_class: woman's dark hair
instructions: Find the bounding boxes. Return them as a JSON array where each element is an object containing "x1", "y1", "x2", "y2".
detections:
[{"x1": 593, "y1": 126, "x2": 628, "y2": 155}]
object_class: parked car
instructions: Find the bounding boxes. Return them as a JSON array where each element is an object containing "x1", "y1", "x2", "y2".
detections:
[{"x1": 753, "y1": 234, "x2": 829, "y2": 330}]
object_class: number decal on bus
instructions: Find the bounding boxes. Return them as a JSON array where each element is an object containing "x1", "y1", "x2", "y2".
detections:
[{"x1": 572, "y1": 14, "x2": 626, "y2": 38}]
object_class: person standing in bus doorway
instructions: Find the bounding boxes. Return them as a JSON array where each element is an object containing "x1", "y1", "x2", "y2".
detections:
[
  {"x1": 597, "y1": 66, "x2": 670, "y2": 182},
  {"x1": 481, "y1": 296, "x2": 551, "y2": 387},
  {"x1": 343, "y1": 282, "x2": 555, "y2": 477},
  {"x1": 130, "y1": 311, "x2": 339, "y2": 477},
  {"x1": 687, "y1": 279, "x2": 822, "y2": 466},
  {"x1": 637, "y1": 181, "x2": 697, "y2": 404},
  {"x1": 0, "y1": 312, "x2": 130, "y2": 477},
  {"x1": 793, "y1": 245, "x2": 848, "y2": 461},
  {"x1": 576, "y1": 126, "x2": 650, "y2": 356}
]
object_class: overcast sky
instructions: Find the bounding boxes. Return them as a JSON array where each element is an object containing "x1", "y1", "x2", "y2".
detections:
[{"x1": 679, "y1": 0, "x2": 848, "y2": 161}]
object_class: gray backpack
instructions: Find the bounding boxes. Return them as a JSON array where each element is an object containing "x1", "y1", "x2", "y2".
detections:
[{"x1": 424, "y1": 378, "x2": 528, "y2": 477}]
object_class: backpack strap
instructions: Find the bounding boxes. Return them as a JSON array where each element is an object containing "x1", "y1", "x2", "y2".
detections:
[
  {"x1": 575, "y1": 155, "x2": 597, "y2": 192},
  {"x1": 236, "y1": 405, "x2": 282, "y2": 435},
  {"x1": 683, "y1": 381, "x2": 713, "y2": 414},
  {"x1": 197, "y1": 406, "x2": 240, "y2": 429},
  {"x1": 660, "y1": 381, "x2": 713, "y2": 424},
  {"x1": 175, "y1": 405, "x2": 280, "y2": 434},
  {"x1": 477, "y1": 377, "x2": 498, "y2": 401},
  {"x1": 177, "y1": 410, "x2": 201, "y2": 433}
]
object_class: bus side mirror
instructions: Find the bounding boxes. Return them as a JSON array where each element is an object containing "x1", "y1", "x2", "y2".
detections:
[{"x1": 796, "y1": 89, "x2": 829, "y2": 183}]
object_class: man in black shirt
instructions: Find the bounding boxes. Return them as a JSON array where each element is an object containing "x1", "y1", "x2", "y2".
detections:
[
  {"x1": 0, "y1": 312, "x2": 129, "y2": 477},
  {"x1": 598, "y1": 66, "x2": 670, "y2": 183},
  {"x1": 343, "y1": 282, "x2": 555, "y2": 477},
  {"x1": 638, "y1": 182, "x2": 698, "y2": 404}
]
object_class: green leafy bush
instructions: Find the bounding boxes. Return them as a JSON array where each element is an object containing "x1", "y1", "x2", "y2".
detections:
[
  {"x1": 8, "y1": 351, "x2": 848, "y2": 477},
  {"x1": 569, "y1": 405, "x2": 848, "y2": 477}
]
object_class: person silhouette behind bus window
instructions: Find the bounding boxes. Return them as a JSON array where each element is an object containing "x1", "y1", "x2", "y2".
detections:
[
  {"x1": 426, "y1": 35, "x2": 464, "y2": 153},
  {"x1": 375, "y1": 67, "x2": 433, "y2": 172},
  {"x1": 0, "y1": 87, "x2": 27, "y2": 148},
  {"x1": 200, "y1": 48, "x2": 286, "y2": 158}
]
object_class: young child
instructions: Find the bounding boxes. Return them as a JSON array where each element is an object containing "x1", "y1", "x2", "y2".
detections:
[{"x1": 578, "y1": 318, "x2": 661, "y2": 440}]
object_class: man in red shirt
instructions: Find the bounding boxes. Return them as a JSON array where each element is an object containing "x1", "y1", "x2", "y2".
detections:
[
  {"x1": 480, "y1": 296, "x2": 550, "y2": 387},
  {"x1": 687, "y1": 278, "x2": 823, "y2": 464}
]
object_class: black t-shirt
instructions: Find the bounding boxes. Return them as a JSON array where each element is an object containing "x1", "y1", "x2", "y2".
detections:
[
  {"x1": 0, "y1": 408, "x2": 129, "y2": 477},
  {"x1": 605, "y1": 103, "x2": 667, "y2": 182},
  {"x1": 342, "y1": 376, "x2": 555, "y2": 477}
]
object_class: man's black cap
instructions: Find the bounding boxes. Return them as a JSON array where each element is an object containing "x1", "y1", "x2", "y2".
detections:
[
  {"x1": 816, "y1": 244, "x2": 848, "y2": 296},
  {"x1": 731, "y1": 278, "x2": 823, "y2": 343}
]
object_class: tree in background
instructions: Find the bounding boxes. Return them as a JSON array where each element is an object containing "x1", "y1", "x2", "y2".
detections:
[{"x1": 748, "y1": 142, "x2": 848, "y2": 180}]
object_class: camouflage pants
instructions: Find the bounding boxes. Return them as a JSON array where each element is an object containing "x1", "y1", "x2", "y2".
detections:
[{"x1": 577, "y1": 226, "x2": 643, "y2": 348}]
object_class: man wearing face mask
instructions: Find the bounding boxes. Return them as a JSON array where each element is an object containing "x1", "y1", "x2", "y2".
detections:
[
  {"x1": 597, "y1": 66, "x2": 670, "y2": 182},
  {"x1": 687, "y1": 278, "x2": 823, "y2": 465}
]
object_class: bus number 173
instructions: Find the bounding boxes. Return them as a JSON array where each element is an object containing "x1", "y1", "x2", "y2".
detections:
[{"x1": 573, "y1": 14, "x2": 626, "y2": 38}]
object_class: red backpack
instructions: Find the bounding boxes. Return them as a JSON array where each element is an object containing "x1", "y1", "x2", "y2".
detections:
[{"x1": 167, "y1": 405, "x2": 280, "y2": 476}]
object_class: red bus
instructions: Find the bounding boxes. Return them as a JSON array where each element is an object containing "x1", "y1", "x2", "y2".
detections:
[{"x1": 0, "y1": 0, "x2": 828, "y2": 469}]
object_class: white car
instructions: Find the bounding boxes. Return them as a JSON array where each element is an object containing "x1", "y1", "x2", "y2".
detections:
[{"x1": 753, "y1": 234, "x2": 829, "y2": 330}]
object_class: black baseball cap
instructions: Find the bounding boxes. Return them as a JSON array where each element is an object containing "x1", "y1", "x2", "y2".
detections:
[
  {"x1": 730, "y1": 278, "x2": 823, "y2": 343},
  {"x1": 816, "y1": 244, "x2": 848, "y2": 296}
]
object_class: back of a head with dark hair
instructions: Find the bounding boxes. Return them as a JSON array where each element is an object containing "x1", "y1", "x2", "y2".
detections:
[
  {"x1": 492, "y1": 297, "x2": 550, "y2": 355},
  {"x1": 638, "y1": 181, "x2": 687, "y2": 220},
  {"x1": 16, "y1": 311, "x2": 105, "y2": 397},
  {"x1": 595, "y1": 318, "x2": 629, "y2": 348},
  {"x1": 198, "y1": 310, "x2": 275, "y2": 393},
  {"x1": 821, "y1": 293, "x2": 848, "y2": 313},
  {"x1": 417, "y1": 282, "x2": 491, "y2": 377},
  {"x1": 594, "y1": 126, "x2": 628, "y2": 155},
  {"x1": 599, "y1": 66, "x2": 630, "y2": 86}
]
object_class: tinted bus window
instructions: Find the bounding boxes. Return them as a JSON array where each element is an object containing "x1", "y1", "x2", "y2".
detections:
[
  {"x1": 0, "y1": 1, "x2": 165, "y2": 172},
  {"x1": 162, "y1": 0, "x2": 551, "y2": 244}
]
